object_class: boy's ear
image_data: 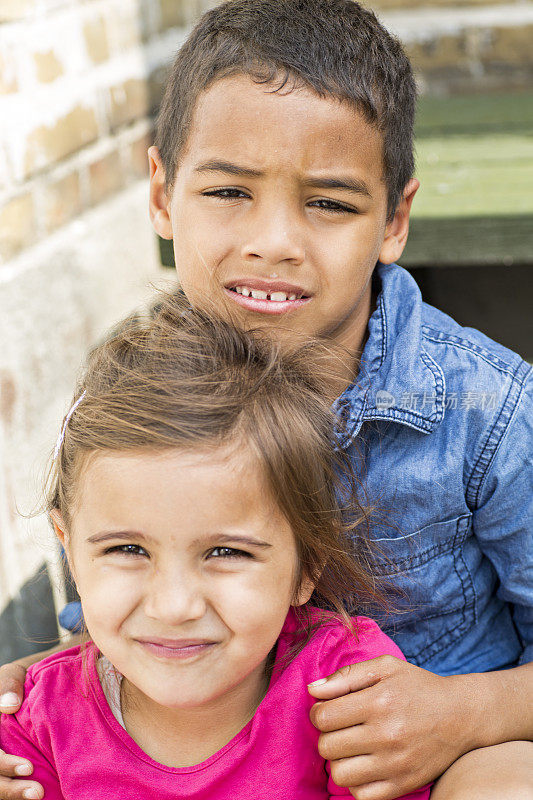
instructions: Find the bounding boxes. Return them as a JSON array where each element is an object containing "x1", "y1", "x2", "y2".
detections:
[
  {"x1": 378, "y1": 177, "x2": 419, "y2": 266},
  {"x1": 148, "y1": 146, "x2": 173, "y2": 240}
]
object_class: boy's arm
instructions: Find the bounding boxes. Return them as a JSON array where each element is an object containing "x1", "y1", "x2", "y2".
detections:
[
  {"x1": 309, "y1": 372, "x2": 533, "y2": 800},
  {"x1": 0, "y1": 637, "x2": 82, "y2": 800},
  {"x1": 310, "y1": 656, "x2": 533, "y2": 800}
]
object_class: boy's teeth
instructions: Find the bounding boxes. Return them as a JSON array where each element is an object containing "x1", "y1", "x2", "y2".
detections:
[{"x1": 232, "y1": 286, "x2": 302, "y2": 301}]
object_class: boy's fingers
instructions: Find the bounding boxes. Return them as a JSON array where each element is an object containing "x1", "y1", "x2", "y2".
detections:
[
  {"x1": 307, "y1": 655, "x2": 400, "y2": 700},
  {"x1": 0, "y1": 773, "x2": 43, "y2": 800},
  {"x1": 0, "y1": 751, "x2": 34, "y2": 778},
  {"x1": 0, "y1": 665, "x2": 27, "y2": 714},
  {"x1": 310, "y1": 691, "x2": 369, "y2": 732}
]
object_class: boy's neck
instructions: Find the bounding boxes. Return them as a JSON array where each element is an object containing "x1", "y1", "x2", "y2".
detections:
[
  {"x1": 320, "y1": 282, "x2": 375, "y2": 403},
  {"x1": 120, "y1": 658, "x2": 270, "y2": 767}
]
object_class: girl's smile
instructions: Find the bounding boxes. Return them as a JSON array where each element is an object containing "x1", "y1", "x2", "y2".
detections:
[
  {"x1": 134, "y1": 638, "x2": 218, "y2": 660},
  {"x1": 56, "y1": 443, "x2": 313, "y2": 730}
]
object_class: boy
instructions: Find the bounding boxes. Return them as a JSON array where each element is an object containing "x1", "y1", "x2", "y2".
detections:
[{"x1": 1, "y1": 1, "x2": 531, "y2": 798}]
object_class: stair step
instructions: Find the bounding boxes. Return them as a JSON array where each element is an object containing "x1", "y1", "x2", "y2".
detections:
[
  {"x1": 375, "y1": 3, "x2": 533, "y2": 93},
  {"x1": 403, "y1": 89, "x2": 533, "y2": 267}
]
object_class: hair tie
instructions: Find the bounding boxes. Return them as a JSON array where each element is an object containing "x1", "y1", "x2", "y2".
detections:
[{"x1": 53, "y1": 391, "x2": 86, "y2": 460}]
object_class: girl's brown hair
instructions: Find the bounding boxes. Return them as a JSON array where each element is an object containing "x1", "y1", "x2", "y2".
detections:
[{"x1": 47, "y1": 293, "x2": 388, "y2": 642}]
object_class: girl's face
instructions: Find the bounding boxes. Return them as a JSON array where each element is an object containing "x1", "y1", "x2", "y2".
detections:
[{"x1": 54, "y1": 443, "x2": 313, "y2": 713}]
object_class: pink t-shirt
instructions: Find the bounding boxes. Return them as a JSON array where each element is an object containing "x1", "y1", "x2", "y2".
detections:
[{"x1": 0, "y1": 609, "x2": 430, "y2": 799}]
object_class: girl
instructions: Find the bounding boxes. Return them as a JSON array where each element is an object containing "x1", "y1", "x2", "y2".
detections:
[{"x1": 0, "y1": 296, "x2": 430, "y2": 799}]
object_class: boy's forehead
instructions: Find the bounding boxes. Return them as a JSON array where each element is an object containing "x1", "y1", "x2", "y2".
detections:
[{"x1": 180, "y1": 74, "x2": 386, "y2": 185}]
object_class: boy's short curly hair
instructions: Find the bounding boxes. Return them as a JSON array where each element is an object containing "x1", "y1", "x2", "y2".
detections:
[{"x1": 156, "y1": 0, "x2": 417, "y2": 219}]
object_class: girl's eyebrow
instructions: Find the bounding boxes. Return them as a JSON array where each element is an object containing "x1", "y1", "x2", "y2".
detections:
[
  {"x1": 86, "y1": 531, "x2": 273, "y2": 549},
  {"x1": 87, "y1": 531, "x2": 153, "y2": 545}
]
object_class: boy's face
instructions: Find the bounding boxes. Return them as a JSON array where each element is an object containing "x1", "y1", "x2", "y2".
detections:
[{"x1": 150, "y1": 75, "x2": 417, "y2": 354}]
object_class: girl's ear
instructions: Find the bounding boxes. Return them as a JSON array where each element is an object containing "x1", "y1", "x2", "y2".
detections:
[
  {"x1": 50, "y1": 509, "x2": 77, "y2": 581},
  {"x1": 50, "y1": 509, "x2": 68, "y2": 548},
  {"x1": 293, "y1": 574, "x2": 316, "y2": 607}
]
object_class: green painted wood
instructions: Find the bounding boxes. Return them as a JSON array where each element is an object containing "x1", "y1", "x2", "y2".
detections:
[
  {"x1": 402, "y1": 215, "x2": 532, "y2": 267},
  {"x1": 405, "y1": 90, "x2": 533, "y2": 266}
]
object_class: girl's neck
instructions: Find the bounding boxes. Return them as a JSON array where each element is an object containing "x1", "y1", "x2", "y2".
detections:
[{"x1": 120, "y1": 659, "x2": 270, "y2": 767}]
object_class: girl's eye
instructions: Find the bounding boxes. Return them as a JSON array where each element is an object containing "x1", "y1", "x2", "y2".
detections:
[
  {"x1": 202, "y1": 188, "x2": 250, "y2": 200},
  {"x1": 207, "y1": 547, "x2": 252, "y2": 560},
  {"x1": 105, "y1": 544, "x2": 148, "y2": 558},
  {"x1": 310, "y1": 199, "x2": 357, "y2": 214}
]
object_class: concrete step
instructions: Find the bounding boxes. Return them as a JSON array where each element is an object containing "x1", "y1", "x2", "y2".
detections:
[{"x1": 373, "y1": 2, "x2": 533, "y2": 93}]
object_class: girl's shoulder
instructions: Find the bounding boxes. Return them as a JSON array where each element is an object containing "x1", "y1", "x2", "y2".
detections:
[
  {"x1": 279, "y1": 608, "x2": 405, "y2": 683},
  {"x1": 20, "y1": 643, "x2": 95, "y2": 718},
  {"x1": 0, "y1": 644, "x2": 97, "y2": 756}
]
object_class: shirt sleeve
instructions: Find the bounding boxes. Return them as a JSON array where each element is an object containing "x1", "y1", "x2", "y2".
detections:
[
  {"x1": 0, "y1": 710, "x2": 64, "y2": 800},
  {"x1": 469, "y1": 367, "x2": 533, "y2": 665},
  {"x1": 58, "y1": 600, "x2": 84, "y2": 633}
]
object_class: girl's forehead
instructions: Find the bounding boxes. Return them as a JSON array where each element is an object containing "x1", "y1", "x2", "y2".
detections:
[{"x1": 70, "y1": 442, "x2": 283, "y2": 539}]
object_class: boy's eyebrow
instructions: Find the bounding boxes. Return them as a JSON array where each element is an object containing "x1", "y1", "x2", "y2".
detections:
[
  {"x1": 195, "y1": 159, "x2": 263, "y2": 178},
  {"x1": 304, "y1": 176, "x2": 372, "y2": 198},
  {"x1": 195, "y1": 159, "x2": 372, "y2": 197}
]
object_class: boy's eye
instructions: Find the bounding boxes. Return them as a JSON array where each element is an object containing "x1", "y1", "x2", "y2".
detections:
[
  {"x1": 104, "y1": 544, "x2": 148, "y2": 558},
  {"x1": 202, "y1": 188, "x2": 250, "y2": 200},
  {"x1": 310, "y1": 199, "x2": 357, "y2": 214},
  {"x1": 207, "y1": 546, "x2": 252, "y2": 560}
]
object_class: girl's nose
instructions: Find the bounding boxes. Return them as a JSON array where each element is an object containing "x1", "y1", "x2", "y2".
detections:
[
  {"x1": 143, "y1": 569, "x2": 207, "y2": 625},
  {"x1": 240, "y1": 203, "x2": 305, "y2": 268}
]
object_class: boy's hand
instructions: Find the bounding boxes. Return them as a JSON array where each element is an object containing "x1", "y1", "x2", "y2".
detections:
[
  {"x1": 308, "y1": 655, "x2": 474, "y2": 800},
  {"x1": 0, "y1": 753, "x2": 43, "y2": 800},
  {"x1": 0, "y1": 640, "x2": 82, "y2": 800},
  {"x1": 0, "y1": 661, "x2": 27, "y2": 716},
  {"x1": 0, "y1": 660, "x2": 43, "y2": 800}
]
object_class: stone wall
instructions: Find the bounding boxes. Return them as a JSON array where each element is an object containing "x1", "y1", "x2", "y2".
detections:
[{"x1": 0, "y1": 0, "x2": 214, "y2": 663}]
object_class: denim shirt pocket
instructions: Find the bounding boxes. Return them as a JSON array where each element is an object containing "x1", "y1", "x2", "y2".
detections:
[{"x1": 372, "y1": 514, "x2": 477, "y2": 665}]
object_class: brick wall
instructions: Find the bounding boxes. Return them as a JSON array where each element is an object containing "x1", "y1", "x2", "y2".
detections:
[
  {"x1": 0, "y1": 0, "x2": 217, "y2": 264},
  {"x1": 0, "y1": 0, "x2": 214, "y2": 662}
]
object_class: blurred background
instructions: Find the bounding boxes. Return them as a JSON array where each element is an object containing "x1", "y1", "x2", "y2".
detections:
[{"x1": 0, "y1": 0, "x2": 532, "y2": 664}]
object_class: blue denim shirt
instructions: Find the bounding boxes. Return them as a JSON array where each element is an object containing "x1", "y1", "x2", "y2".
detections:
[
  {"x1": 60, "y1": 264, "x2": 532, "y2": 677},
  {"x1": 332, "y1": 263, "x2": 532, "y2": 676}
]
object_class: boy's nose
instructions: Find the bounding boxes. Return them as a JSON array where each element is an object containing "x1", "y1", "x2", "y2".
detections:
[
  {"x1": 143, "y1": 569, "x2": 207, "y2": 625},
  {"x1": 240, "y1": 206, "x2": 305, "y2": 268}
]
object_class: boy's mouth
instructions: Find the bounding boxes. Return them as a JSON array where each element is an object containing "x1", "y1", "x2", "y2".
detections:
[{"x1": 224, "y1": 281, "x2": 311, "y2": 315}]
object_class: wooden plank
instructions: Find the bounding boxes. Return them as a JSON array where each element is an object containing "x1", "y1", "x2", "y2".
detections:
[{"x1": 402, "y1": 215, "x2": 532, "y2": 267}]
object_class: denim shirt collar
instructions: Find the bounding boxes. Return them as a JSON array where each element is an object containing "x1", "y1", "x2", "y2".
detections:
[{"x1": 333, "y1": 263, "x2": 446, "y2": 447}]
